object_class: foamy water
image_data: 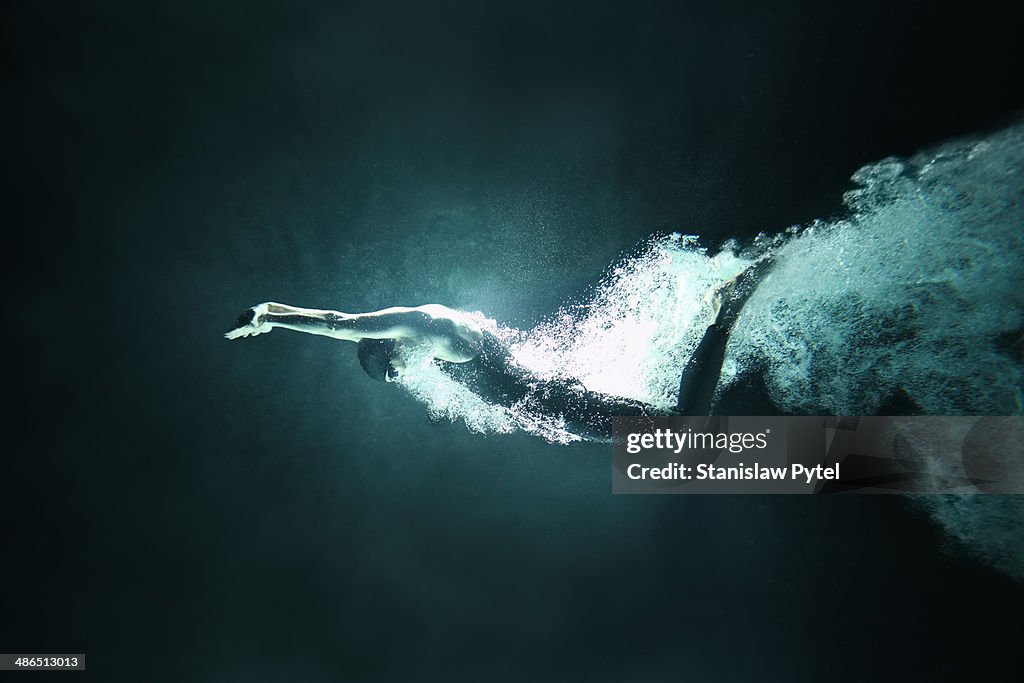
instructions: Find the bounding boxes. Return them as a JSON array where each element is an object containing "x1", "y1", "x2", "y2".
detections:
[
  {"x1": 397, "y1": 239, "x2": 754, "y2": 443},
  {"x1": 727, "y1": 124, "x2": 1023, "y2": 416},
  {"x1": 400, "y1": 123, "x2": 1022, "y2": 439},
  {"x1": 396, "y1": 121, "x2": 1024, "y2": 579}
]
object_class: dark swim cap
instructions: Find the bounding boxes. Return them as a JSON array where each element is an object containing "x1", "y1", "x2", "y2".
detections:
[{"x1": 357, "y1": 338, "x2": 398, "y2": 382}]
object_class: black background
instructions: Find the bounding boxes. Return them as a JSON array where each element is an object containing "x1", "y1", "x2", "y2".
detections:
[{"x1": 3, "y1": 1, "x2": 1022, "y2": 680}]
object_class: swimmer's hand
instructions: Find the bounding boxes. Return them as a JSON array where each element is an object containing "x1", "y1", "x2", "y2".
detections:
[{"x1": 224, "y1": 303, "x2": 272, "y2": 339}]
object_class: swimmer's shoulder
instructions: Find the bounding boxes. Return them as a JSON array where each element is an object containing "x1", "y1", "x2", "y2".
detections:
[
  {"x1": 410, "y1": 304, "x2": 484, "y2": 360},
  {"x1": 415, "y1": 305, "x2": 482, "y2": 334},
  {"x1": 416, "y1": 303, "x2": 463, "y2": 320}
]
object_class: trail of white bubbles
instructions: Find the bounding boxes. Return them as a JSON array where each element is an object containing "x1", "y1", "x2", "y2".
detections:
[
  {"x1": 401, "y1": 124, "x2": 1022, "y2": 442},
  {"x1": 397, "y1": 121, "x2": 1024, "y2": 580},
  {"x1": 398, "y1": 236, "x2": 753, "y2": 443}
]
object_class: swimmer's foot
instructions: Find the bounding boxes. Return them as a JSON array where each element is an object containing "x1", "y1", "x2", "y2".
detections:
[
  {"x1": 704, "y1": 288, "x2": 723, "y2": 321},
  {"x1": 723, "y1": 255, "x2": 774, "y2": 299},
  {"x1": 705, "y1": 260, "x2": 758, "y2": 320},
  {"x1": 711, "y1": 255, "x2": 776, "y2": 329},
  {"x1": 224, "y1": 303, "x2": 272, "y2": 339}
]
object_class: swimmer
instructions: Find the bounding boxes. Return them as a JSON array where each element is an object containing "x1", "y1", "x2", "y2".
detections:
[{"x1": 225, "y1": 257, "x2": 773, "y2": 440}]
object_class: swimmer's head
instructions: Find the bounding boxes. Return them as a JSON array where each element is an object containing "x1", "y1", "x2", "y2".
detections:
[{"x1": 357, "y1": 338, "x2": 401, "y2": 382}]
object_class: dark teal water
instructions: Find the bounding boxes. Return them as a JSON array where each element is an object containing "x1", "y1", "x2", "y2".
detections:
[{"x1": 4, "y1": 1, "x2": 1022, "y2": 681}]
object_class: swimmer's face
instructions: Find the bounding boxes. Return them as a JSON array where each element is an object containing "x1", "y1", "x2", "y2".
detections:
[{"x1": 384, "y1": 354, "x2": 405, "y2": 382}]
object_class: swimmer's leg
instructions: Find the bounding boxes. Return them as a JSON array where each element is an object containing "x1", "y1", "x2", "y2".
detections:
[
  {"x1": 675, "y1": 257, "x2": 774, "y2": 415},
  {"x1": 675, "y1": 322, "x2": 732, "y2": 415}
]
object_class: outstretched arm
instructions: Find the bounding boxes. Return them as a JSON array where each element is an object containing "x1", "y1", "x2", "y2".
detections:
[{"x1": 225, "y1": 302, "x2": 437, "y2": 342}]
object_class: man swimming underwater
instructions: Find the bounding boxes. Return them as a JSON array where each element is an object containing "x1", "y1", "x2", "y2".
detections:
[{"x1": 225, "y1": 258, "x2": 772, "y2": 441}]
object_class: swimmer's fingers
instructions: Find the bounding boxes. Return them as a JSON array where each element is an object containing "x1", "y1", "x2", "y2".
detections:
[{"x1": 224, "y1": 325, "x2": 253, "y2": 340}]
